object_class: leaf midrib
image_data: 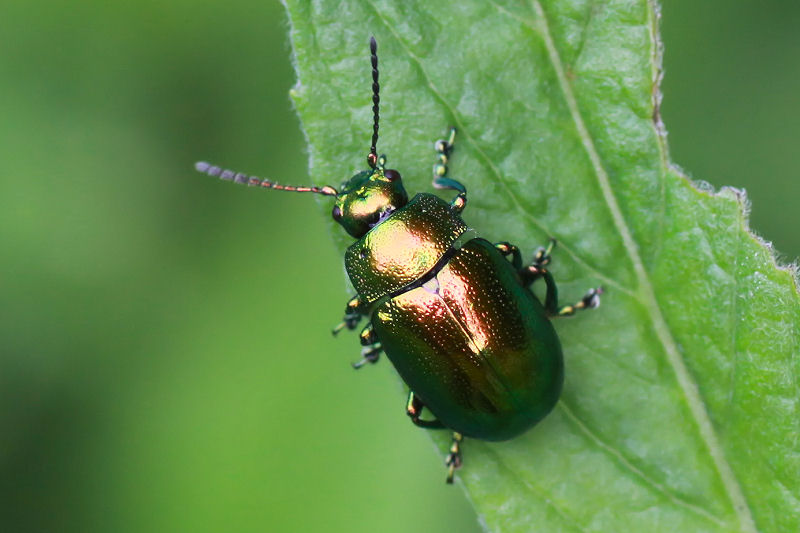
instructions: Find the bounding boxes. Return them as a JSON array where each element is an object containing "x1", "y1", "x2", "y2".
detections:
[
  {"x1": 300, "y1": 0, "x2": 761, "y2": 528},
  {"x1": 360, "y1": 2, "x2": 633, "y2": 297},
  {"x1": 531, "y1": 0, "x2": 756, "y2": 530},
  {"x1": 356, "y1": 0, "x2": 757, "y2": 529}
]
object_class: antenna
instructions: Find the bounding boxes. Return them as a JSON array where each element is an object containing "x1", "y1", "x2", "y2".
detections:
[
  {"x1": 367, "y1": 36, "x2": 380, "y2": 169},
  {"x1": 195, "y1": 162, "x2": 338, "y2": 196}
]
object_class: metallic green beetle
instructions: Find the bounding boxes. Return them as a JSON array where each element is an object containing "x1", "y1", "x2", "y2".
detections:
[{"x1": 196, "y1": 37, "x2": 601, "y2": 483}]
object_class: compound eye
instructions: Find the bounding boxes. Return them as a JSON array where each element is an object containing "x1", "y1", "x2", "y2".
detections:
[
  {"x1": 332, "y1": 205, "x2": 342, "y2": 221},
  {"x1": 384, "y1": 169, "x2": 401, "y2": 182}
]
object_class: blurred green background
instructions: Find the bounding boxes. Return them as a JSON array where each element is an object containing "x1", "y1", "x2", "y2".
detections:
[{"x1": 1, "y1": 1, "x2": 797, "y2": 532}]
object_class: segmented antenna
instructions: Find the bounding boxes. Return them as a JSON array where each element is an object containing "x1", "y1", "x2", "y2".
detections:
[
  {"x1": 195, "y1": 162, "x2": 338, "y2": 196},
  {"x1": 367, "y1": 36, "x2": 380, "y2": 169}
]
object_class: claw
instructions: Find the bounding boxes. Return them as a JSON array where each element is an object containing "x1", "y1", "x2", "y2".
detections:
[
  {"x1": 352, "y1": 345, "x2": 381, "y2": 369},
  {"x1": 584, "y1": 287, "x2": 603, "y2": 309}
]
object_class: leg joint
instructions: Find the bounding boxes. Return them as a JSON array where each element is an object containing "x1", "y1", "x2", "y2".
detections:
[
  {"x1": 359, "y1": 325, "x2": 377, "y2": 346},
  {"x1": 406, "y1": 392, "x2": 445, "y2": 429}
]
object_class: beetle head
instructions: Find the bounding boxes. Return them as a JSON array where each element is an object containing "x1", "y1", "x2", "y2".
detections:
[
  {"x1": 330, "y1": 37, "x2": 411, "y2": 239},
  {"x1": 332, "y1": 159, "x2": 408, "y2": 238}
]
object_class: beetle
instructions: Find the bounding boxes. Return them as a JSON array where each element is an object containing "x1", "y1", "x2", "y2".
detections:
[{"x1": 195, "y1": 37, "x2": 601, "y2": 483}]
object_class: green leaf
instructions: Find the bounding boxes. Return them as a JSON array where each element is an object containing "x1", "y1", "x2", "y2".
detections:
[{"x1": 283, "y1": 0, "x2": 800, "y2": 531}]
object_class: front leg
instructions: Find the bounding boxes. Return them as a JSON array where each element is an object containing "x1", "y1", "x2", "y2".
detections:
[
  {"x1": 431, "y1": 127, "x2": 467, "y2": 213},
  {"x1": 331, "y1": 295, "x2": 368, "y2": 335}
]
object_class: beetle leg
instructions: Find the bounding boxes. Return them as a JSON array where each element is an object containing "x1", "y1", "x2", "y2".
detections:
[
  {"x1": 495, "y1": 242, "x2": 522, "y2": 270},
  {"x1": 352, "y1": 343, "x2": 382, "y2": 369},
  {"x1": 521, "y1": 266, "x2": 559, "y2": 314},
  {"x1": 332, "y1": 295, "x2": 367, "y2": 335},
  {"x1": 406, "y1": 391, "x2": 445, "y2": 429},
  {"x1": 432, "y1": 127, "x2": 467, "y2": 213},
  {"x1": 526, "y1": 265, "x2": 603, "y2": 318},
  {"x1": 351, "y1": 325, "x2": 382, "y2": 369},
  {"x1": 519, "y1": 239, "x2": 556, "y2": 285},
  {"x1": 445, "y1": 432, "x2": 463, "y2": 484},
  {"x1": 557, "y1": 287, "x2": 603, "y2": 317},
  {"x1": 523, "y1": 262, "x2": 603, "y2": 318},
  {"x1": 518, "y1": 239, "x2": 560, "y2": 313},
  {"x1": 359, "y1": 324, "x2": 377, "y2": 346},
  {"x1": 532, "y1": 238, "x2": 557, "y2": 269},
  {"x1": 519, "y1": 239, "x2": 601, "y2": 317}
]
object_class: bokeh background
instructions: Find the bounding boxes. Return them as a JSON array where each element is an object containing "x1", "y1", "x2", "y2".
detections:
[{"x1": 1, "y1": 1, "x2": 797, "y2": 532}]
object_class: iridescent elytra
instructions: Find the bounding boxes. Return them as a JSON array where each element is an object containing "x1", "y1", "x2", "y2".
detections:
[{"x1": 195, "y1": 37, "x2": 601, "y2": 483}]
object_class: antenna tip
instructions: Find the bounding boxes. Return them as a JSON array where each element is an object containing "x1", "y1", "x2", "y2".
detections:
[
  {"x1": 195, "y1": 161, "x2": 210, "y2": 172},
  {"x1": 370, "y1": 36, "x2": 377, "y2": 52}
]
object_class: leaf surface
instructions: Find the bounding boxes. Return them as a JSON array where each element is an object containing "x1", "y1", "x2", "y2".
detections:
[{"x1": 283, "y1": 0, "x2": 800, "y2": 530}]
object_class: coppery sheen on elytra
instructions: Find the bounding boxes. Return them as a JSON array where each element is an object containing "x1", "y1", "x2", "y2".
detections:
[
  {"x1": 193, "y1": 37, "x2": 597, "y2": 482},
  {"x1": 345, "y1": 194, "x2": 562, "y2": 441}
]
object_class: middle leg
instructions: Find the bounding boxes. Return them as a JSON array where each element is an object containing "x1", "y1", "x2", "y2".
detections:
[
  {"x1": 518, "y1": 239, "x2": 602, "y2": 317},
  {"x1": 352, "y1": 324, "x2": 382, "y2": 369},
  {"x1": 332, "y1": 295, "x2": 384, "y2": 369}
]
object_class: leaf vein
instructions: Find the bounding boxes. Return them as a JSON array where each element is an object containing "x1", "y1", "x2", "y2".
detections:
[
  {"x1": 480, "y1": 445, "x2": 591, "y2": 533},
  {"x1": 725, "y1": 206, "x2": 742, "y2": 425},
  {"x1": 532, "y1": 1, "x2": 758, "y2": 530},
  {"x1": 646, "y1": 4, "x2": 669, "y2": 277},
  {"x1": 360, "y1": 0, "x2": 634, "y2": 298},
  {"x1": 558, "y1": 401, "x2": 728, "y2": 528}
]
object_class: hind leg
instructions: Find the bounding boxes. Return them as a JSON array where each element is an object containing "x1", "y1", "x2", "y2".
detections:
[
  {"x1": 445, "y1": 432, "x2": 463, "y2": 484},
  {"x1": 405, "y1": 392, "x2": 464, "y2": 484},
  {"x1": 406, "y1": 391, "x2": 445, "y2": 429}
]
